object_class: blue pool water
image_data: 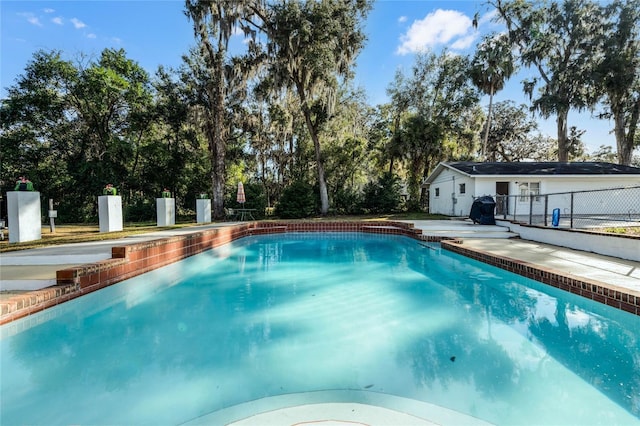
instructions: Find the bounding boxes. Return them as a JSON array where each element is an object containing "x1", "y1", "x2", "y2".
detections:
[{"x1": 1, "y1": 233, "x2": 639, "y2": 425}]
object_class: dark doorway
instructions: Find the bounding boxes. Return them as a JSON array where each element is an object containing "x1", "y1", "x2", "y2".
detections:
[{"x1": 495, "y1": 181, "x2": 509, "y2": 215}]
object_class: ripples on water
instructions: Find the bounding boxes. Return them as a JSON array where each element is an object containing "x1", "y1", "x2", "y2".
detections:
[{"x1": 1, "y1": 233, "x2": 639, "y2": 425}]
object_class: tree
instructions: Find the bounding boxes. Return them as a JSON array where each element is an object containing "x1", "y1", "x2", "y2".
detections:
[
  {"x1": 485, "y1": 101, "x2": 538, "y2": 161},
  {"x1": 257, "y1": 0, "x2": 373, "y2": 215},
  {"x1": 321, "y1": 86, "x2": 372, "y2": 204},
  {"x1": 589, "y1": 145, "x2": 618, "y2": 163},
  {"x1": 386, "y1": 51, "x2": 480, "y2": 208},
  {"x1": 149, "y1": 65, "x2": 204, "y2": 203},
  {"x1": 593, "y1": 0, "x2": 640, "y2": 165},
  {"x1": 485, "y1": 101, "x2": 587, "y2": 162},
  {"x1": 470, "y1": 32, "x2": 515, "y2": 159},
  {"x1": 492, "y1": 0, "x2": 601, "y2": 162},
  {"x1": 184, "y1": 0, "x2": 262, "y2": 219},
  {"x1": 73, "y1": 48, "x2": 154, "y2": 196},
  {"x1": 1, "y1": 48, "x2": 155, "y2": 221},
  {"x1": 1, "y1": 50, "x2": 77, "y2": 206}
]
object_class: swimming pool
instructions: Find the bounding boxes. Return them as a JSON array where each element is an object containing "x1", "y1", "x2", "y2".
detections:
[{"x1": 1, "y1": 232, "x2": 639, "y2": 425}]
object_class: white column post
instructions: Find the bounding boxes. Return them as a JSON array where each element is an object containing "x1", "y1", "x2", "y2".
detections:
[
  {"x1": 7, "y1": 191, "x2": 42, "y2": 243},
  {"x1": 98, "y1": 195, "x2": 123, "y2": 232},
  {"x1": 196, "y1": 199, "x2": 211, "y2": 223},
  {"x1": 156, "y1": 198, "x2": 175, "y2": 226}
]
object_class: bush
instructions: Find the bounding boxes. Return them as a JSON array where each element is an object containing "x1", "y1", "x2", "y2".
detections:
[
  {"x1": 124, "y1": 196, "x2": 155, "y2": 222},
  {"x1": 360, "y1": 172, "x2": 402, "y2": 214},
  {"x1": 57, "y1": 196, "x2": 96, "y2": 223},
  {"x1": 274, "y1": 181, "x2": 317, "y2": 218},
  {"x1": 332, "y1": 187, "x2": 364, "y2": 215}
]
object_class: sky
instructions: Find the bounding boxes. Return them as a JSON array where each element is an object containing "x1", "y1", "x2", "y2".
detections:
[{"x1": 0, "y1": 0, "x2": 620, "y2": 154}]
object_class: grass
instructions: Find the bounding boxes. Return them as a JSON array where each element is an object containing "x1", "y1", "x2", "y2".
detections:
[
  {"x1": 0, "y1": 213, "x2": 447, "y2": 253},
  {"x1": 600, "y1": 226, "x2": 640, "y2": 236},
  {"x1": 0, "y1": 222, "x2": 198, "y2": 253}
]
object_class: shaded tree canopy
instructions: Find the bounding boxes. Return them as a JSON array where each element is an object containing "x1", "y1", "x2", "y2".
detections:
[
  {"x1": 2, "y1": 0, "x2": 640, "y2": 223},
  {"x1": 491, "y1": 0, "x2": 602, "y2": 162}
]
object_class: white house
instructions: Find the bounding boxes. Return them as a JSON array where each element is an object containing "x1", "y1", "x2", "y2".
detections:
[{"x1": 424, "y1": 161, "x2": 640, "y2": 218}]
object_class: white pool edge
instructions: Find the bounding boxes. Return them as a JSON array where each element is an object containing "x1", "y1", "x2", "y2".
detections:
[{"x1": 182, "y1": 390, "x2": 495, "y2": 426}]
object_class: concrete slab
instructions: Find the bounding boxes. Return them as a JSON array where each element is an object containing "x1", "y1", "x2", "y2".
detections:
[
  {"x1": 0, "y1": 223, "x2": 231, "y2": 291},
  {"x1": 398, "y1": 219, "x2": 518, "y2": 239},
  {"x1": 460, "y1": 239, "x2": 640, "y2": 293}
]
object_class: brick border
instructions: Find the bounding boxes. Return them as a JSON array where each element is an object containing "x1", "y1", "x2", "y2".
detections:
[
  {"x1": 442, "y1": 239, "x2": 640, "y2": 316},
  {"x1": 2, "y1": 221, "x2": 638, "y2": 325}
]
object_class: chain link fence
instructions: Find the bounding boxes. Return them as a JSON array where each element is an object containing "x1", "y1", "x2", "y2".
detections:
[{"x1": 494, "y1": 186, "x2": 640, "y2": 230}]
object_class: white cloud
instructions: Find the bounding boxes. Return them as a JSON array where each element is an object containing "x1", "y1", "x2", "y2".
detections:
[
  {"x1": 479, "y1": 9, "x2": 499, "y2": 27},
  {"x1": 19, "y1": 12, "x2": 42, "y2": 27},
  {"x1": 450, "y1": 33, "x2": 477, "y2": 50},
  {"x1": 398, "y1": 16, "x2": 407, "y2": 23},
  {"x1": 52, "y1": 16, "x2": 63, "y2": 25},
  {"x1": 27, "y1": 16, "x2": 42, "y2": 26},
  {"x1": 396, "y1": 9, "x2": 473, "y2": 55},
  {"x1": 87, "y1": 33, "x2": 97, "y2": 39},
  {"x1": 70, "y1": 18, "x2": 86, "y2": 29},
  {"x1": 43, "y1": 8, "x2": 55, "y2": 13}
]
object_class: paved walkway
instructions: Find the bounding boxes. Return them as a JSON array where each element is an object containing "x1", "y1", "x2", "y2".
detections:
[
  {"x1": 460, "y1": 238, "x2": 640, "y2": 293},
  {"x1": 0, "y1": 223, "x2": 230, "y2": 292}
]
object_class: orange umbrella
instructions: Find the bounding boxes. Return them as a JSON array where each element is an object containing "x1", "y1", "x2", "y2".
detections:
[{"x1": 236, "y1": 182, "x2": 246, "y2": 205}]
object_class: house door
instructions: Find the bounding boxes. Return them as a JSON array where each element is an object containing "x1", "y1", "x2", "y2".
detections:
[{"x1": 495, "y1": 181, "x2": 509, "y2": 215}]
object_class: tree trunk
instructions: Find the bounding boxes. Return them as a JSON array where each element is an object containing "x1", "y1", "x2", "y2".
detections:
[
  {"x1": 557, "y1": 111, "x2": 569, "y2": 162},
  {"x1": 297, "y1": 83, "x2": 329, "y2": 215},
  {"x1": 483, "y1": 82, "x2": 494, "y2": 161},
  {"x1": 408, "y1": 154, "x2": 425, "y2": 207},
  {"x1": 614, "y1": 113, "x2": 630, "y2": 165},
  {"x1": 206, "y1": 51, "x2": 227, "y2": 220},
  {"x1": 306, "y1": 114, "x2": 329, "y2": 215},
  {"x1": 613, "y1": 101, "x2": 639, "y2": 166}
]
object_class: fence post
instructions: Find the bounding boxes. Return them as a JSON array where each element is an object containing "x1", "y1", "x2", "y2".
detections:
[
  {"x1": 544, "y1": 194, "x2": 549, "y2": 226},
  {"x1": 49, "y1": 198, "x2": 56, "y2": 233},
  {"x1": 502, "y1": 196, "x2": 507, "y2": 219},
  {"x1": 529, "y1": 194, "x2": 533, "y2": 225},
  {"x1": 570, "y1": 192, "x2": 574, "y2": 228}
]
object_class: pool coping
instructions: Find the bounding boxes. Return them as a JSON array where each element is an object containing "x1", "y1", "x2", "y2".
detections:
[
  {"x1": 1, "y1": 220, "x2": 638, "y2": 325},
  {"x1": 442, "y1": 239, "x2": 640, "y2": 316}
]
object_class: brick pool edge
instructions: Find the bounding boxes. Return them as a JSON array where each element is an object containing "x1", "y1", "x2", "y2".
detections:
[
  {"x1": 443, "y1": 240, "x2": 639, "y2": 316},
  {"x1": 1, "y1": 221, "x2": 638, "y2": 325}
]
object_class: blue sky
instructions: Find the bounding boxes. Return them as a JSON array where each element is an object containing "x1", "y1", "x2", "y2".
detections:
[{"x1": 1, "y1": 0, "x2": 617, "y2": 154}]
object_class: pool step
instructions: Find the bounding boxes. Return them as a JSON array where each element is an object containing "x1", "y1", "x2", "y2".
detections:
[
  {"x1": 420, "y1": 230, "x2": 518, "y2": 239},
  {"x1": 402, "y1": 220, "x2": 519, "y2": 239}
]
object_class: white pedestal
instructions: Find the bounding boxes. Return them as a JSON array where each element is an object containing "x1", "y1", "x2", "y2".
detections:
[
  {"x1": 156, "y1": 198, "x2": 175, "y2": 226},
  {"x1": 98, "y1": 195, "x2": 123, "y2": 232},
  {"x1": 196, "y1": 199, "x2": 211, "y2": 223},
  {"x1": 7, "y1": 191, "x2": 41, "y2": 243}
]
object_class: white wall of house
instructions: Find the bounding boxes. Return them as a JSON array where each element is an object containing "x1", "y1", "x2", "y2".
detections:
[
  {"x1": 429, "y1": 169, "x2": 640, "y2": 218},
  {"x1": 429, "y1": 168, "x2": 476, "y2": 216}
]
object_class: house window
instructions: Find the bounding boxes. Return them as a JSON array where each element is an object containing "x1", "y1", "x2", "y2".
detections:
[
  {"x1": 435, "y1": 187, "x2": 440, "y2": 197},
  {"x1": 459, "y1": 183, "x2": 466, "y2": 194},
  {"x1": 519, "y1": 182, "x2": 540, "y2": 202}
]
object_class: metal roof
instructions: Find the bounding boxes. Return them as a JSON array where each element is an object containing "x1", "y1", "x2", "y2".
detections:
[{"x1": 444, "y1": 161, "x2": 640, "y2": 176}]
